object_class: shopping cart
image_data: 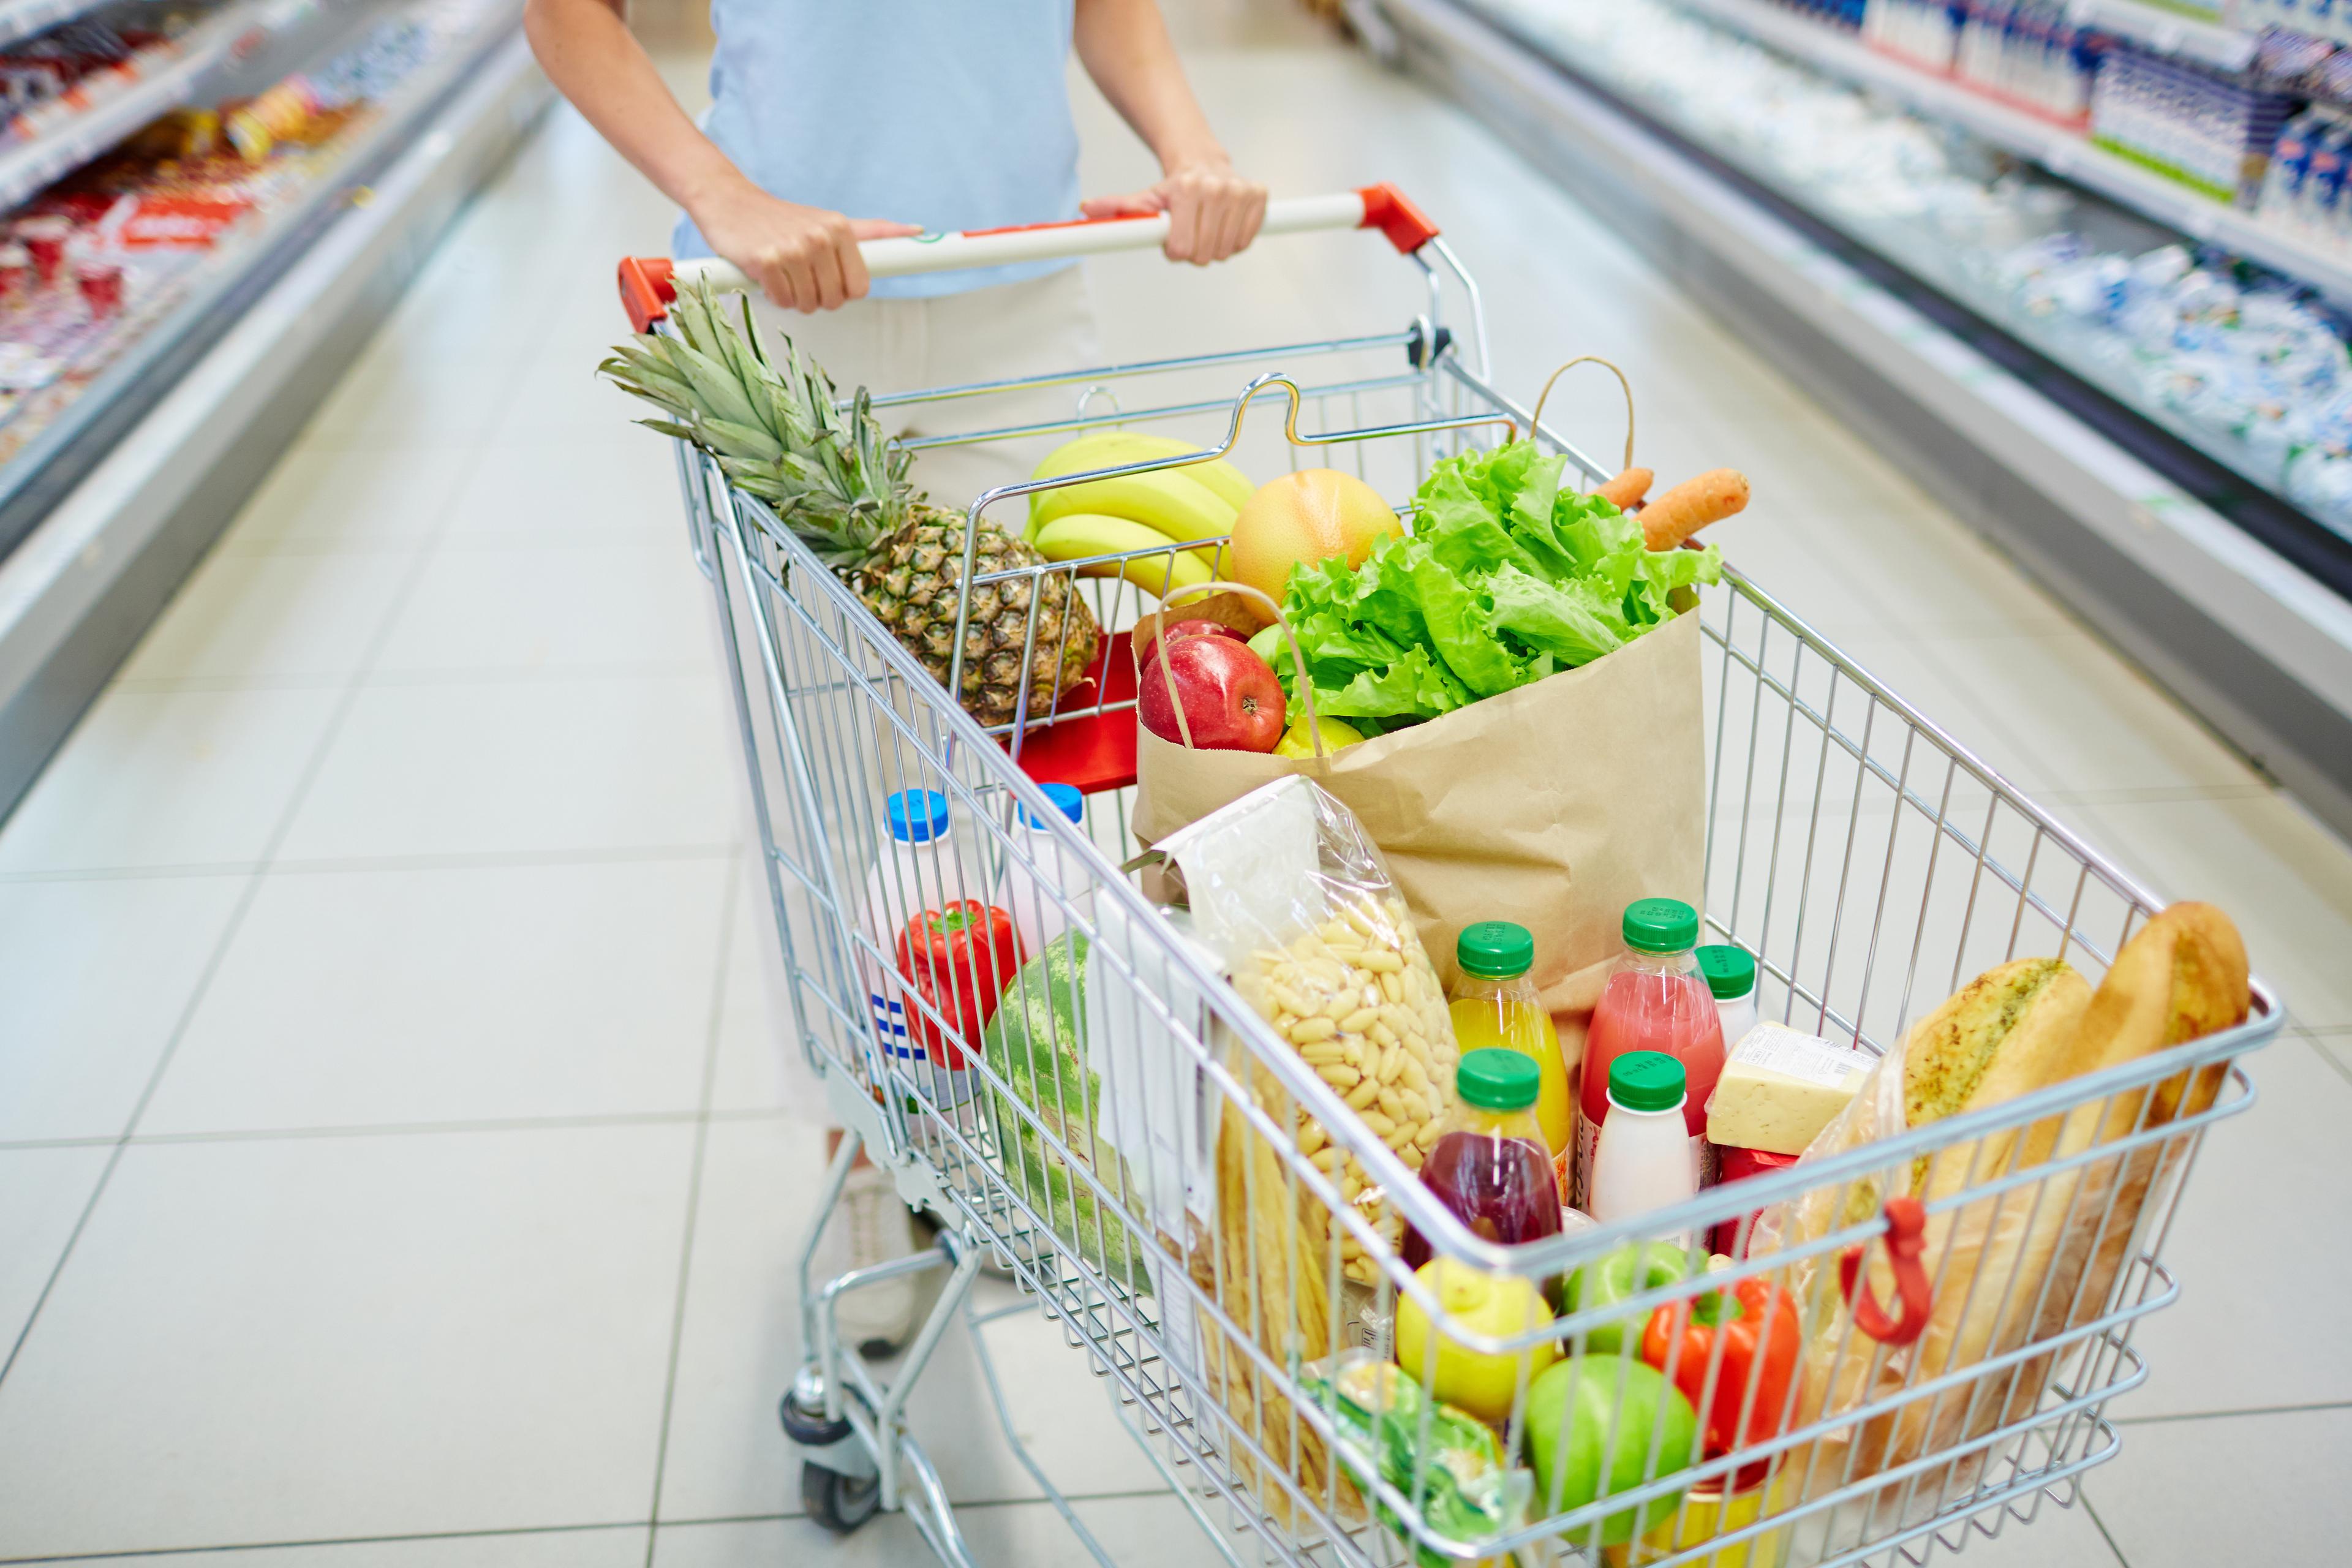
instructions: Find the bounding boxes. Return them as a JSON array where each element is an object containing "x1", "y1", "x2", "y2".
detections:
[{"x1": 620, "y1": 187, "x2": 2283, "y2": 1568}]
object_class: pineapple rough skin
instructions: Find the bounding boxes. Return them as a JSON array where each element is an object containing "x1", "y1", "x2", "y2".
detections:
[{"x1": 601, "y1": 282, "x2": 1099, "y2": 729}]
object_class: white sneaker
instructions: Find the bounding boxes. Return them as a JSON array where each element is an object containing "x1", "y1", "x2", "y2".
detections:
[{"x1": 820, "y1": 1163, "x2": 927, "y2": 1360}]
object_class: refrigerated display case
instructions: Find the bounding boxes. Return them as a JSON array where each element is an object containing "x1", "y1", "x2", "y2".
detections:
[
  {"x1": 1367, "y1": 0, "x2": 2352, "y2": 837},
  {"x1": 0, "y1": 0, "x2": 546, "y2": 815}
]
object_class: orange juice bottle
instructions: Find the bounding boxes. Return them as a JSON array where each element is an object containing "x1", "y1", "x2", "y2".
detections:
[{"x1": 1447, "y1": 921, "x2": 1572, "y2": 1156}]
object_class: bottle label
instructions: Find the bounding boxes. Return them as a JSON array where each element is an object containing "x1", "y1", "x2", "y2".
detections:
[{"x1": 1573, "y1": 1111, "x2": 1599, "y2": 1210}]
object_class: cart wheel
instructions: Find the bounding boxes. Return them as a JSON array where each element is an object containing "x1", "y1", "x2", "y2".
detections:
[{"x1": 802, "y1": 1461, "x2": 881, "y2": 1533}]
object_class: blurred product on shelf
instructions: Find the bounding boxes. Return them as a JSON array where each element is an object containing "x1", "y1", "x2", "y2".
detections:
[
  {"x1": 0, "y1": 10, "x2": 185, "y2": 147},
  {"x1": 1472, "y1": 0, "x2": 2352, "y2": 537},
  {"x1": 2090, "y1": 42, "x2": 2290, "y2": 199},
  {"x1": 0, "y1": 0, "x2": 500, "y2": 469}
]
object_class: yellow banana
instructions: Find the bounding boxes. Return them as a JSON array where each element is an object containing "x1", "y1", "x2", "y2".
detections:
[
  {"x1": 1031, "y1": 430, "x2": 1254, "y2": 524},
  {"x1": 1033, "y1": 513, "x2": 1218, "y2": 600},
  {"x1": 1029, "y1": 466, "x2": 1236, "y2": 548}
]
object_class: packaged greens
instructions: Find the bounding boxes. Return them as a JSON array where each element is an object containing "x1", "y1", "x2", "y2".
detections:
[
  {"x1": 1302, "y1": 1351, "x2": 1533, "y2": 1568},
  {"x1": 978, "y1": 933, "x2": 1147, "y2": 1290},
  {"x1": 1248, "y1": 441, "x2": 1721, "y2": 733}
]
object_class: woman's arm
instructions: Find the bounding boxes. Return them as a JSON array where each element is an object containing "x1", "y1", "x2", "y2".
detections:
[
  {"x1": 521, "y1": 0, "x2": 915, "y2": 310},
  {"x1": 1072, "y1": 0, "x2": 1267, "y2": 263}
]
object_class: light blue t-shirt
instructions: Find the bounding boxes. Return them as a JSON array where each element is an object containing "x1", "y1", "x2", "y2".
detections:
[{"x1": 674, "y1": 0, "x2": 1082, "y2": 298}]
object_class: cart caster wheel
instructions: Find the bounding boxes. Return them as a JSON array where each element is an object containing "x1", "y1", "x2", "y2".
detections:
[
  {"x1": 802, "y1": 1460, "x2": 881, "y2": 1533},
  {"x1": 780, "y1": 1390, "x2": 850, "y2": 1448}
]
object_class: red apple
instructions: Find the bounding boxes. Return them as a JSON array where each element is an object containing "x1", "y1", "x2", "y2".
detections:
[
  {"x1": 1138, "y1": 635, "x2": 1286, "y2": 752},
  {"x1": 1136, "y1": 616, "x2": 1243, "y2": 671}
]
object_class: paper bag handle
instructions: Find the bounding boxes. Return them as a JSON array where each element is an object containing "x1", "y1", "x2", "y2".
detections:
[
  {"x1": 1135, "y1": 581, "x2": 1329, "y2": 768},
  {"x1": 1528, "y1": 355, "x2": 1637, "y2": 479}
]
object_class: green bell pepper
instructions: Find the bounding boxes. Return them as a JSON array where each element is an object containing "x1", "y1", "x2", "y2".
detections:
[{"x1": 1560, "y1": 1240, "x2": 1694, "y2": 1355}]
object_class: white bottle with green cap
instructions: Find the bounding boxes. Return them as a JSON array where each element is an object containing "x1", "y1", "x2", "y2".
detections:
[
  {"x1": 1588, "y1": 1049, "x2": 1698, "y2": 1243},
  {"x1": 1696, "y1": 944, "x2": 1760, "y2": 1055}
]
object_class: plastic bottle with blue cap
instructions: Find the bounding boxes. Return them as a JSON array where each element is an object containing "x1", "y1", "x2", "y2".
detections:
[
  {"x1": 862, "y1": 787, "x2": 975, "y2": 1105},
  {"x1": 996, "y1": 781, "x2": 1093, "y2": 954}
]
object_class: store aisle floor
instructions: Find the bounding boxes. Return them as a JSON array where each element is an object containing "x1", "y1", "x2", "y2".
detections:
[{"x1": 2, "y1": 17, "x2": 2346, "y2": 1568}]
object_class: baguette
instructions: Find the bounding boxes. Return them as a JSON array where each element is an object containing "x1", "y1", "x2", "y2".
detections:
[{"x1": 1969, "y1": 905, "x2": 2248, "y2": 1439}]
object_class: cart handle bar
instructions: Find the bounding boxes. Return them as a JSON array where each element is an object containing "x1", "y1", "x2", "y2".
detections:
[{"x1": 616, "y1": 184, "x2": 1439, "y2": 331}]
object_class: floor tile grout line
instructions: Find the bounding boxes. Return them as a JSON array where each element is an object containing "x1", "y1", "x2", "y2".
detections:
[
  {"x1": 0, "y1": 1107, "x2": 802, "y2": 1154},
  {"x1": 0, "y1": 1519, "x2": 652, "y2": 1565},
  {"x1": 0, "y1": 335, "x2": 540, "y2": 1395},
  {"x1": 642, "y1": 854, "x2": 742, "y2": 1558},
  {"x1": 0, "y1": 1487, "x2": 1187, "y2": 1564},
  {"x1": 2079, "y1": 1494, "x2": 2133, "y2": 1568},
  {"x1": 0, "y1": 841, "x2": 744, "y2": 884},
  {"x1": 2112, "y1": 1395, "x2": 2352, "y2": 1427},
  {"x1": 2296, "y1": 1033, "x2": 2352, "y2": 1095}
]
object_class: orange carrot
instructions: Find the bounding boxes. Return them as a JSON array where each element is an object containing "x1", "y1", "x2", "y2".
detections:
[
  {"x1": 1642, "y1": 469, "x2": 1749, "y2": 551},
  {"x1": 1596, "y1": 467, "x2": 1653, "y2": 510}
]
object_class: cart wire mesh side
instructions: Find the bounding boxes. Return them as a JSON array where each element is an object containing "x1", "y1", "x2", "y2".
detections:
[{"x1": 643, "y1": 214, "x2": 2280, "y2": 1568}]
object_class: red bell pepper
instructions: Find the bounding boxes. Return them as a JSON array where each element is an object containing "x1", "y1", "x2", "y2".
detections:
[
  {"x1": 894, "y1": 902, "x2": 1022, "y2": 1071},
  {"x1": 1640, "y1": 1273, "x2": 1801, "y2": 1460}
]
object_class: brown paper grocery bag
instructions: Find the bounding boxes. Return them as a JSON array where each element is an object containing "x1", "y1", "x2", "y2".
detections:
[{"x1": 1133, "y1": 607, "x2": 1704, "y2": 1017}]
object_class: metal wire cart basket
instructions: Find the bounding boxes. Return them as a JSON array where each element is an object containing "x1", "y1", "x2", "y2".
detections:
[{"x1": 619, "y1": 187, "x2": 2283, "y2": 1568}]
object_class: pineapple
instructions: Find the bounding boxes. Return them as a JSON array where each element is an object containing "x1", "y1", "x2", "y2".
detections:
[{"x1": 601, "y1": 284, "x2": 1098, "y2": 728}]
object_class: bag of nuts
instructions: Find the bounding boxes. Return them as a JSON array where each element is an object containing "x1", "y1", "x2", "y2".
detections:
[{"x1": 1158, "y1": 777, "x2": 1461, "y2": 1291}]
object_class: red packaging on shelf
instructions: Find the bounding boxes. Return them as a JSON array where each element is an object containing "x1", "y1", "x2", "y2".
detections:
[
  {"x1": 15, "y1": 216, "x2": 70, "y2": 285},
  {"x1": 0, "y1": 243, "x2": 28, "y2": 303},
  {"x1": 118, "y1": 197, "x2": 251, "y2": 249},
  {"x1": 75, "y1": 258, "x2": 123, "y2": 320}
]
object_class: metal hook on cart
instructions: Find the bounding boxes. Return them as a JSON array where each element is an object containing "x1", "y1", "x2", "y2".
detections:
[{"x1": 1841, "y1": 1194, "x2": 1934, "y2": 1346}]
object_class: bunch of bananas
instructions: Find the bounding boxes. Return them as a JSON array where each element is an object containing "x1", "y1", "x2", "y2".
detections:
[{"x1": 1024, "y1": 429, "x2": 1253, "y2": 600}]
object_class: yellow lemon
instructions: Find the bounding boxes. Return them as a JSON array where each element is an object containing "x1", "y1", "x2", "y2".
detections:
[
  {"x1": 1393, "y1": 1257, "x2": 1556, "y2": 1424},
  {"x1": 1272, "y1": 713, "x2": 1364, "y2": 760}
]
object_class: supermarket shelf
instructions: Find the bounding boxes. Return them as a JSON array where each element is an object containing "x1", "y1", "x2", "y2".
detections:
[
  {"x1": 0, "y1": 0, "x2": 356, "y2": 216},
  {"x1": 0, "y1": 0, "x2": 108, "y2": 51},
  {"x1": 0, "y1": 17, "x2": 549, "y2": 818},
  {"x1": 1379, "y1": 0, "x2": 2352, "y2": 834},
  {"x1": 2066, "y1": 1, "x2": 2255, "y2": 72},
  {"x1": 0, "y1": 9, "x2": 435, "y2": 534},
  {"x1": 1667, "y1": 0, "x2": 2352, "y2": 308}
]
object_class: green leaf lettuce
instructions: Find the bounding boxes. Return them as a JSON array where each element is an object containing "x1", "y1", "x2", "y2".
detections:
[{"x1": 1264, "y1": 442, "x2": 1720, "y2": 731}]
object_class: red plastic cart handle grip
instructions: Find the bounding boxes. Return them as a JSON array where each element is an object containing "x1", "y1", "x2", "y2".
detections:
[
  {"x1": 1839, "y1": 1194, "x2": 1933, "y2": 1346},
  {"x1": 616, "y1": 183, "x2": 1441, "y2": 331}
]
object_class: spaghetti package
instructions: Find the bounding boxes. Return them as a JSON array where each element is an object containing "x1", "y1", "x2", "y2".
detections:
[{"x1": 1156, "y1": 778, "x2": 1463, "y2": 1525}]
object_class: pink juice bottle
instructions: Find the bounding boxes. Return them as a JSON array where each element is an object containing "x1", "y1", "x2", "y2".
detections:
[{"x1": 1574, "y1": 898, "x2": 1725, "y2": 1208}]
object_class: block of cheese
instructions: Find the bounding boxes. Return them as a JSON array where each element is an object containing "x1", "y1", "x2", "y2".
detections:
[{"x1": 1706, "y1": 1022, "x2": 1873, "y2": 1155}]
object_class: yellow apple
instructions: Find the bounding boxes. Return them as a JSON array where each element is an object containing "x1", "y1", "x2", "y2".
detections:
[{"x1": 1393, "y1": 1257, "x2": 1557, "y2": 1424}]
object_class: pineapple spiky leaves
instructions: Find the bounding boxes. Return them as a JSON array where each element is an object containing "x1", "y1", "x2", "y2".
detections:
[{"x1": 602, "y1": 285, "x2": 1098, "y2": 726}]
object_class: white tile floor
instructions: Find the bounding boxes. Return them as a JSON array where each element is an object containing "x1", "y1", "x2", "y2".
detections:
[{"x1": 2, "y1": 10, "x2": 2347, "y2": 1567}]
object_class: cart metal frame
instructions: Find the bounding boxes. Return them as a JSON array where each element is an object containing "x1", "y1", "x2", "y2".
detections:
[{"x1": 630, "y1": 191, "x2": 2282, "y2": 1568}]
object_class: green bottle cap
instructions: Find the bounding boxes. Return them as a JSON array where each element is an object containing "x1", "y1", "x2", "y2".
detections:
[
  {"x1": 1456, "y1": 920, "x2": 1535, "y2": 979},
  {"x1": 1696, "y1": 944, "x2": 1756, "y2": 1000},
  {"x1": 1608, "y1": 1050, "x2": 1687, "y2": 1113},
  {"x1": 1623, "y1": 897, "x2": 1699, "y2": 954},
  {"x1": 1455, "y1": 1047, "x2": 1539, "y2": 1112}
]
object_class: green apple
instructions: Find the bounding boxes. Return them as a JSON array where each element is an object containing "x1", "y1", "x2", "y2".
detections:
[
  {"x1": 1561, "y1": 1240, "x2": 1692, "y2": 1356},
  {"x1": 1523, "y1": 1354, "x2": 1699, "y2": 1547}
]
